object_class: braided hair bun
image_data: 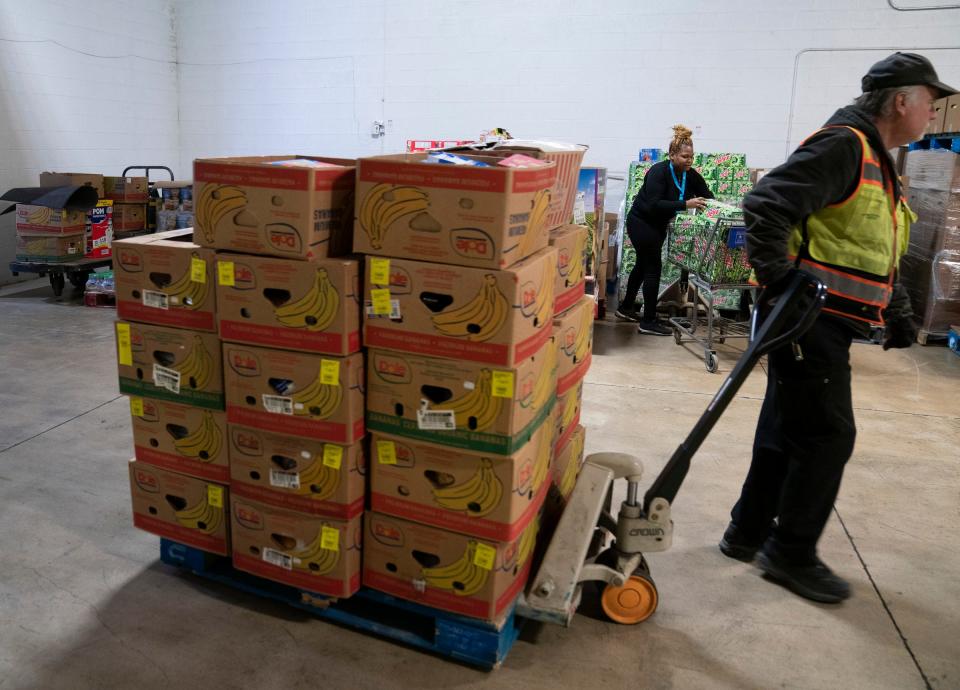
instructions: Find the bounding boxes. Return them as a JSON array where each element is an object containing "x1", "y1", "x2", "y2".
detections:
[{"x1": 668, "y1": 124, "x2": 694, "y2": 155}]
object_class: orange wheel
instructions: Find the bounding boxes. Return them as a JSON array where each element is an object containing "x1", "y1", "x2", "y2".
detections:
[{"x1": 601, "y1": 572, "x2": 658, "y2": 624}]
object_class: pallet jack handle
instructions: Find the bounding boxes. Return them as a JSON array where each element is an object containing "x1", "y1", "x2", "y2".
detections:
[{"x1": 641, "y1": 270, "x2": 827, "y2": 514}]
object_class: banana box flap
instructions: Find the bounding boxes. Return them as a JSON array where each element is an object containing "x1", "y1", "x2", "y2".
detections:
[{"x1": 1, "y1": 185, "x2": 99, "y2": 215}]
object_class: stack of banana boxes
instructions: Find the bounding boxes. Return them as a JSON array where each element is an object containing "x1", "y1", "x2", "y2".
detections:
[
  {"x1": 118, "y1": 156, "x2": 365, "y2": 598},
  {"x1": 353, "y1": 146, "x2": 587, "y2": 623}
]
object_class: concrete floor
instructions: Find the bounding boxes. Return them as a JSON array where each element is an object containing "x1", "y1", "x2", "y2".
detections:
[{"x1": 1, "y1": 277, "x2": 958, "y2": 690}]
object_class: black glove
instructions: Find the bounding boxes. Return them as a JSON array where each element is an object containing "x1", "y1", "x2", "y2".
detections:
[{"x1": 883, "y1": 317, "x2": 917, "y2": 350}]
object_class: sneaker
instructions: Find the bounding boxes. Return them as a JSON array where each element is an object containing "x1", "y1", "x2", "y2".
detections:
[
  {"x1": 638, "y1": 320, "x2": 672, "y2": 336},
  {"x1": 756, "y1": 550, "x2": 851, "y2": 603},
  {"x1": 718, "y1": 523, "x2": 761, "y2": 562},
  {"x1": 615, "y1": 307, "x2": 640, "y2": 322}
]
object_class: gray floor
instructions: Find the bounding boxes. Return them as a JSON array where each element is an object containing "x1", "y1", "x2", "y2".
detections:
[{"x1": 1, "y1": 277, "x2": 958, "y2": 690}]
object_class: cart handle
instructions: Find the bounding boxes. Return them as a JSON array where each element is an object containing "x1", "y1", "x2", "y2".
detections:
[{"x1": 121, "y1": 166, "x2": 175, "y2": 182}]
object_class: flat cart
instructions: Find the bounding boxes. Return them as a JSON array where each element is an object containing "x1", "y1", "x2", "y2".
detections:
[{"x1": 8, "y1": 257, "x2": 112, "y2": 297}]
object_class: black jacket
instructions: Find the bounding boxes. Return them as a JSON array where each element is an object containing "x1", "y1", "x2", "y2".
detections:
[
  {"x1": 743, "y1": 105, "x2": 913, "y2": 333},
  {"x1": 628, "y1": 161, "x2": 713, "y2": 236}
]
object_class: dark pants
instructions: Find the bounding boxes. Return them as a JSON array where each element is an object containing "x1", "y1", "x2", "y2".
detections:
[
  {"x1": 622, "y1": 219, "x2": 663, "y2": 321},
  {"x1": 730, "y1": 316, "x2": 856, "y2": 565}
]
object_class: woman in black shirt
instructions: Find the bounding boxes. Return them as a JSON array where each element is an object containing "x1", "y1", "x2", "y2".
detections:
[{"x1": 617, "y1": 125, "x2": 713, "y2": 335}]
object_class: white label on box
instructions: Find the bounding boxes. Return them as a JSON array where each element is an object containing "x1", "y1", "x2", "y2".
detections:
[
  {"x1": 143, "y1": 290, "x2": 169, "y2": 310},
  {"x1": 269, "y1": 469, "x2": 301, "y2": 490},
  {"x1": 262, "y1": 395, "x2": 293, "y2": 415},
  {"x1": 365, "y1": 300, "x2": 401, "y2": 320},
  {"x1": 417, "y1": 408, "x2": 456, "y2": 431},
  {"x1": 262, "y1": 548, "x2": 293, "y2": 570},
  {"x1": 152, "y1": 364, "x2": 181, "y2": 394}
]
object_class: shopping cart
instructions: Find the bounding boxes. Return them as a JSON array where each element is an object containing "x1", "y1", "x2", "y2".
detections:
[{"x1": 667, "y1": 210, "x2": 755, "y2": 372}]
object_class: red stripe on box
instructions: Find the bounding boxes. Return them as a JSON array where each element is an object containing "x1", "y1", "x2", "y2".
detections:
[
  {"x1": 16, "y1": 224, "x2": 86, "y2": 235},
  {"x1": 359, "y1": 160, "x2": 506, "y2": 193},
  {"x1": 313, "y1": 168, "x2": 354, "y2": 192},
  {"x1": 513, "y1": 324, "x2": 552, "y2": 363},
  {"x1": 232, "y1": 552, "x2": 357, "y2": 597},
  {"x1": 511, "y1": 165, "x2": 557, "y2": 193},
  {"x1": 133, "y1": 513, "x2": 227, "y2": 556},
  {"x1": 134, "y1": 446, "x2": 229, "y2": 483},
  {"x1": 554, "y1": 282, "x2": 585, "y2": 315},
  {"x1": 118, "y1": 301, "x2": 215, "y2": 331},
  {"x1": 226, "y1": 405, "x2": 362, "y2": 444},
  {"x1": 557, "y1": 352, "x2": 591, "y2": 396},
  {"x1": 364, "y1": 325, "x2": 510, "y2": 366},
  {"x1": 229, "y1": 481, "x2": 363, "y2": 519},
  {"x1": 194, "y1": 161, "x2": 309, "y2": 190},
  {"x1": 220, "y1": 319, "x2": 358, "y2": 355}
]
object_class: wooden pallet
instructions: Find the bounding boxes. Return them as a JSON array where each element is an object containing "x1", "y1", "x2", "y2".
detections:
[
  {"x1": 917, "y1": 329, "x2": 950, "y2": 346},
  {"x1": 159, "y1": 539, "x2": 524, "y2": 669}
]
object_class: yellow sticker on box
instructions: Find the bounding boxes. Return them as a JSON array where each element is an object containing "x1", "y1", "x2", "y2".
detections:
[
  {"x1": 321, "y1": 526, "x2": 339, "y2": 551},
  {"x1": 322, "y1": 444, "x2": 343, "y2": 469},
  {"x1": 207, "y1": 485, "x2": 224, "y2": 509},
  {"x1": 491, "y1": 371, "x2": 515, "y2": 398},
  {"x1": 217, "y1": 261, "x2": 235, "y2": 286},
  {"x1": 320, "y1": 359, "x2": 340, "y2": 386},
  {"x1": 370, "y1": 258, "x2": 390, "y2": 285},
  {"x1": 473, "y1": 543, "x2": 496, "y2": 571},
  {"x1": 116, "y1": 323, "x2": 132, "y2": 366},
  {"x1": 129, "y1": 397, "x2": 144, "y2": 417},
  {"x1": 190, "y1": 256, "x2": 207, "y2": 283},
  {"x1": 371, "y1": 288, "x2": 392, "y2": 315},
  {"x1": 377, "y1": 440, "x2": 397, "y2": 465}
]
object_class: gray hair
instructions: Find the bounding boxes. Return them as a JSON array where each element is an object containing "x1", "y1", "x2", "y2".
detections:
[{"x1": 853, "y1": 85, "x2": 926, "y2": 118}]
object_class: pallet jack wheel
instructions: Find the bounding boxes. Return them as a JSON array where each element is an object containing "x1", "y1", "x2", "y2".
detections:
[{"x1": 596, "y1": 550, "x2": 659, "y2": 624}]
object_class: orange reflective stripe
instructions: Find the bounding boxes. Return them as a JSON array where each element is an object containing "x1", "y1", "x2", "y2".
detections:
[
  {"x1": 821, "y1": 306, "x2": 884, "y2": 327},
  {"x1": 798, "y1": 258, "x2": 892, "y2": 307}
]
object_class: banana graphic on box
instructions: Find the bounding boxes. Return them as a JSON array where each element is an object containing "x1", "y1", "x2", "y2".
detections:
[
  {"x1": 292, "y1": 371, "x2": 342, "y2": 419},
  {"x1": 196, "y1": 184, "x2": 246, "y2": 245},
  {"x1": 438, "y1": 369, "x2": 503, "y2": 432},
  {"x1": 163, "y1": 252, "x2": 209, "y2": 309},
  {"x1": 292, "y1": 454, "x2": 341, "y2": 500},
  {"x1": 531, "y1": 270, "x2": 554, "y2": 328},
  {"x1": 174, "y1": 494, "x2": 223, "y2": 533},
  {"x1": 173, "y1": 411, "x2": 222, "y2": 462},
  {"x1": 526, "y1": 339, "x2": 556, "y2": 411},
  {"x1": 516, "y1": 515, "x2": 539, "y2": 570},
  {"x1": 274, "y1": 268, "x2": 340, "y2": 331},
  {"x1": 573, "y1": 304, "x2": 592, "y2": 363},
  {"x1": 359, "y1": 183, "x2": 430, "y2": 250},
  {"x1": 291, "y1": 526, "x2": 340, "y2": 575},
  {"x1": 529, "y1": 433, "x2": 551, "y2": 491},
  {"x1": 26, "y1": 207, "x2": 52, "y2": 224},
  {"x1": 516, "y1": 189, "x2": 550, "y2": 258},
  {"x1": 175, "y1": 335, "x2": 214, "y2": 390},
  {"x1": 566, "y1": 229, "x2": 587, "y2": 286},
  {"x1": 430, "y1": 274, "x2": 509, "y2": 342},
  {"x1": 431, "y1": 458, "x2": 503, "y2": 517},
  {"x1": 559, "y1": 385, "x2": 579, "y2": 429},
  {"x1": 421, "y1": 540, "x2": 490, "y2": 597},
  {"x1": 559, "y1": 431, "x2": 585, "y2": 498}
]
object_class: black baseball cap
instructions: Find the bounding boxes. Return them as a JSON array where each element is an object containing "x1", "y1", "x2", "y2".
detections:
[{"x1": 862, "y1": 52, "x2": 957, "y2": 98}]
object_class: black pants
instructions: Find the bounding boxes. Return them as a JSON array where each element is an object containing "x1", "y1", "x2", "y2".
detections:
[
  {"x1": 621, "y1": 219, "x2": 663, "y2": 321},
  {"x1": 730, "y1": 316, "x2": 856, "y2": 565}
]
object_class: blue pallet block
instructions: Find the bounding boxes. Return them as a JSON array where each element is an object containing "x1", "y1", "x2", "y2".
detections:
[
  {"x1": 908, "y1": 135, "x2": 960, "y2": 153},
  {"x1": 159, "y1": 539, "x2": 523, "y2": 669}
]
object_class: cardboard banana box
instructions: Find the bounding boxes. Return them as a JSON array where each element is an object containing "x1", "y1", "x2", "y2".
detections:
[
  {"x1": 223, "y1": 344, "x2": 365, "y2": 444},
  {"x1": 363, "y1": 247, "x2": 556, "y2": 367},
  {"x1": 353, "y1": 152, "x2": 556, "y2": 270},
  {"x1": 116, "y1": 321, "x2": 224, "y2": 410},
  {"x1": 216, "y1": 253, "x2": 361, "y2": 356},
  {"x1": 113, "y1": 229, "x2": 218, "y2": 332},
  {"x1": 553, "y1": 295, "x2": 594, "y2": 396},
  {"x1": 553, "y1": 424, "x2": 586, "y2": 501},
  {"x1": 548, "y1": 225, "x2": 589, "y2": 315},
  {"x1": 129, "y1": 460, "x2": 230, "y2": 556},
  {"x1": 104, "y1": 175, "x2": 148, "y2": 203},
  {"x1": 193, "y1": 155, "x2": 355, "y2": 260},
  {"x1": 365, "y1": 344, "x2": 556, "y2": 455},
  {"x1": 129, "y1": 398, "x2": 229, "y2": 483},
  {"x1": 363, "y1": 511, "x2": 540, "y2": 622},
  {"x1": 230, "y1": 497, "x2": 362, "y2": 597},
  {"x1": 369, "y1": 420, "x2": 552, "y2": 542},
  {"x1": 554, "y1": 379, "x2": 583, "y2": 453},
  {"x1": 228, "y1": 425, "x2": 365, "y2": 519},
  {"x1": 15, "y1": 233, "x2": 84, "y2": 262},
  {"x1": 111, "y1": 203, "x2": 147, "y2": 231},
  {"x1": 14, "y1": 204, "x2": 87, "y2": 235}
]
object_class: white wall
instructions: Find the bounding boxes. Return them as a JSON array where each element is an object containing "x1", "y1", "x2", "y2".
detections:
[
  {"x1": 0, "y1": 0, "x2": 179, "y2": 285},
  {"x1": 174, "y1": 0, "x2": 960, "y2": 179}
]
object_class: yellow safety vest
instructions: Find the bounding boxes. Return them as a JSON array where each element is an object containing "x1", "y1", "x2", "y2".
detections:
[{"x1": 787, "y1": 126, "x2": 914, "y2": 326}]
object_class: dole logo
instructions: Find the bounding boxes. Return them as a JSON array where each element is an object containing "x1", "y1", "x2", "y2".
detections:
[
  {"x1": 517, "y1": 458, "x2": 533, "y2": 490},
  {"x1": 451, "y1": 228, "x2": 495, "y2": 260},
  {"x1": 387, "y1": 267, "x2": 413, "y2": 295},
  {"x1": 557, "y1": 248, "x2": 570, "y2": 275},
  {"x1": 228, "y1": 349, "x2": 260, "y2": 376},
  {"x1": 518, "y1": 374, "x2": 535, "y2": 401},
  {"x1": 231, "y1": 428, "x2": 263, "y2": 456},
  {"x1": 232, "y1": 264, "x2": 256, "y2": 289},
  {"x1": 235, "y1": 503, "x2": 264, "y2": 530},
  {"x1": 372, "y1": 518, "x2": 404, "y2": 547},
  {"x1": 561, "y1": 327, "x2": 576, "y2": 354},
  {"x1": 134, "y1": 468, "x2": 160, "y2": 493},
  {"x1": 266, "y1": 223, "x2": 302, "y2": 253},
  {"x1": 373, "y1": 353, "x2": 411, "y2": 384},
  {"x1": 519, "y1": 280, "x2": 538, "y2": 317},
  {"x1": 394, "y1": 443, "x2": 416, "y2": 468},
  {"x1": 118, "y1": 249, "x2": 143, "y2": 272},
  {"x1": 130, "y1": 331, "x2": 145, "y2": 351},
  {"x1": 141, "y1": 399, "x2": 160, "y2": 422}
]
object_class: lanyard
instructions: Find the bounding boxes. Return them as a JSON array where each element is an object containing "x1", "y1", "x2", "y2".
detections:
[{"x1": 669, "y1": 163, "x2": 686, "y2": 199}]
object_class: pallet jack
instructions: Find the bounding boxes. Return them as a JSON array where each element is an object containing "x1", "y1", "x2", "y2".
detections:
[{"x1": 518, "y1": 270, "x2": 828, "y2": 625}]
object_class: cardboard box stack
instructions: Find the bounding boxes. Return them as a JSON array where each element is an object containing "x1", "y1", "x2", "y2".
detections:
[
  {"x1": 155, "y1": 181, "x2": 195, "y2": 233},
  {"x1": 105, "y1": 175, "x2": 149, "y2": 239},
  {"x1": 357, "y1": 145, "x2": 587, "y2": 622}
]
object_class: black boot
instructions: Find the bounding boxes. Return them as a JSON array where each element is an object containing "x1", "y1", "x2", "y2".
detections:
[
  {"x1": 718, "y1": 522, "x2": 762, "y2": 562},
  {"x1": 757, "y1": 550, "x2": 851, "y2": 603}
]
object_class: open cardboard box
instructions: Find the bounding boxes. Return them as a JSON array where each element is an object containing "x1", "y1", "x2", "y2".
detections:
[
  {"x1": 130, "y1": 398, "x2": 229, "y2": 483},
  {"x1": 129, "y1": 459, "x2": 230, "y2": 556},
  {"x1": 14, "y1": 204, "x2": 87, "y2": 235},
  {"x1": 553, "y1": 295, "x2": 593, "y2": 396},
  {"x1": 228, "y1": 425, "x2": 365, "y2": 519},
  {"x1": 39, "y1": 171, "x2": 105, "y2": 198},
  {"x1": 353, "y1": 152, "x2": 555, "y2": 270},
  {"x1": 365, "y1": 343, "x2": 555, "y2": 455},
  {"x1": 116, "y1": 321, "x2": 224, "y2": 410},
  {"x1": 230, "y1": 496, "x2": 362, "y2": 597},
  {"x1": 193, "y1": 155, "x2": 355, "y2": 259},
  {"x1": 223, "y1": 343, "x2": 365, "y2": 444},
  {"x1": 369, "y1": 418, "x2": 552, "y2": 542},
  {"x1": 216, "y1": 253, "x2": 361, "y2": 356},
  {"x1": 548, "y1": 225, "x2": 588, "y2": 315},
  {"x1": 113, "y1": 228, "x2": 217, "y2": 332},
  {"x1": 363, "y1": 247, "x2": 556, "y2": 367}
]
